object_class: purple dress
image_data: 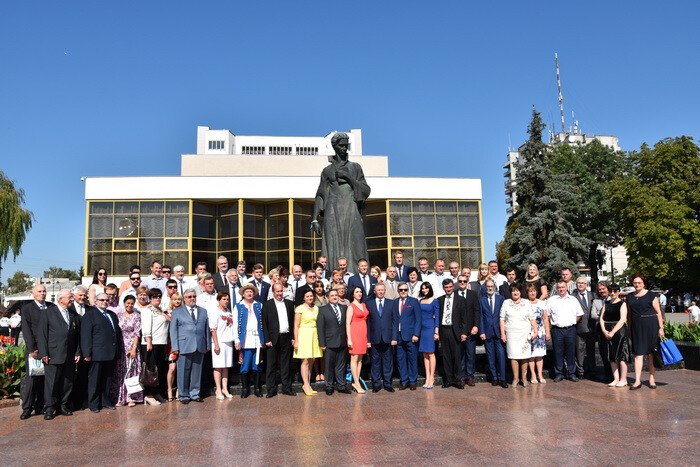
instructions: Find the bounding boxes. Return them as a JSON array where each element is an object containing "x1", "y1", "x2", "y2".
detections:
[{"x1": 111, "y1": 310, "x2": 144, "y2": 404}]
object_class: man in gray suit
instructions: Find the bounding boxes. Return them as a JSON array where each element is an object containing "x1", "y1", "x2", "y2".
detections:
[
  {"x1": 317, "y1": 289, "x2": 351, "y2": 395},
  {"x1": 170, "y1": 288, "x2": 210, "y2": 404},
  {"x1": 574, "y1": 277, "x2": 597, "y2": 380}
]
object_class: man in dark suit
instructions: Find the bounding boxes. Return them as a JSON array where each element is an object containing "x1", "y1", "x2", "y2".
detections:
[
  {"x1": 317, "y1": 289, "x2": 351, "y2": 395},
  {"x1": 391, "y1": 283, "x2": 421, "y2": 389},
  {"x1": 455, "y1": 275, "x2": 482, "y2": 386},
  {"x1": 393, "y1": 250, "x2": 411, "y2": 282},
  {"x1": 169, "y1": 288, "x2": 210, "y2": 403},
  {"x1": 213, "y1": 255, "x2": 230, "y2": 293},
  {"x1": 250, "y1": 263, "x2": 271, "y2": 302},
  {"x1": 81, "y1": 293, "x2": 120, "y2": 412},
  {"x1": 262, "y1": 283, "x2": 296, "y2": 397},
  {"x1": 347, "y1": 258, "x2": 377, "y2": 301},
  {"x1": 366, "y1": 283, "x2": 397, "y2": 392},
  {"x1": 438, "y1": 279, "x2": 467, "y2": 389},
  {"x1": 479, "y1": 280, "x2": 508, "y2": 388},
  {"x1": 20, "y1": 285, "x2": 48, "y2": 419},
  {"x1": 68, "y1": 285, "x2": 93, "y2": 411},
  {"x1": 294, "y1": 270, "x2": 317, "y2": 307},
  {"x1": 225, "y1": 269, "x2": 242, "y2": 306},
  {"x1": 498, "y1": 269, "x2": 518, "y2": 299},
  {"x1": 236, "y1": 260, "x2": 252, "y2": 285},
  {"x1": 316, "y1": 255, "x2": 331, "y2": 280},
  {"x1": 38, "y1": 289, "x2": 81, "y2": 420},
  {"x1": 574, "y1": 276, "x2": 597, "y2": 379}
]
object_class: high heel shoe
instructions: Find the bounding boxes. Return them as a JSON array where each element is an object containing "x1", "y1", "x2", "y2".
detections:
[
  {"x1": 303, "y1": 387, "x2": 315, "y2": 396},
  {"x1": 352, "y1": 384, "x2": 366, "y2": 394}
]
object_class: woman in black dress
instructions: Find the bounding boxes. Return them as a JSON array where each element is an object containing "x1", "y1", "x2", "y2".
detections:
[
  {"x1": 599, "y1": 284, "x2": 630, "y2": 387},
  {"x1": 626, "y1": 274, "x2": 664, "y2": 390}
]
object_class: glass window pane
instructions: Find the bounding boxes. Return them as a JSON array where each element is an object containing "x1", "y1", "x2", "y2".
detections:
[
  {"x1": 192, "y1": 239, "x2": 216, "y2": 251},
  {"x1": 459, "y1": 236, "x2": 480, "y2": 248},
  {"x1": 191, "y1": 252, "x2": 216, "y2": 274},
  {"x1": 414, "y1": 249, "x2": 437, "y2": 266},
  {"x1": 165, "y1": 239, "x2": 188, "y2": 250},
  {"x1": 458, "y1": 201, "x2": 479, "y2": 213},
  {"x1": 89, "y1": 202, "x2": 113, "y2": 214},
  {"x1": 267, "y1": 252, "x2": 290, "y2": 270},
  {"x1": 413, "y1": 213, "x2": 436, "y2": 235},
  {"x1": 243, "y1": 202, "x2": 265, "y2": 216},
  {"x1": 364, "y1": 201, "x2": 386, "y2": 215},
  {"x1": 166, "y1": 201, "x2": 189, "y2": 214},
  {"x1": 193, "y1": 202, "x2": 217, "y2": 216},
  {"x1": 368, "y1": 251, "x2": 387, "y2": 269},
  {"x1": 414, "y1": 236, "x2": 436, "y2": 248},
  {"x1": 436, "y1": 214, "x2": 458, "y2": 234},
  {"x1": 392, "y1": 237, "x2": 412, "y2": 247},
  {"x1": 461, "y1": 249, "x2": 481, "y2": 267},
  {"x1": 294, "y1": 214, "x2": 312, "y2": 238},
  {"x1": 89, "y1": 216, "x2": 113, "y2": 238},
  {"x1": 293, "y1": 202, "x2": 313, "y2": 215},
  {"x1": 140, "y1": 201, "x2": 164, "y2": 214},
  {"x1": 193, "y1": 215, "x2": 215, "y2": 238},
  {"x1": 294, "y1": 238, "x2": 314, "y2": 251},
  {"x1": 114, "y1": 216, "x2": 138, "y2": 238},
  {"x1": 438, "y1": 249, "x2": 460, "y2": 265},
  {"x1": 141, "y1": 238, "x2": 163, "y2": 251},
  {"x1": 396, "y1": 249, "x2": 415, "y2": 266},
  {"x1": 164, "y1": 251, "x2": 188, "y2": 272},
  {"x1": 367, "y1": 237, "x2": 387, "y2": 250},
  {"x1": 88, "y1": 239, "x2": 112, "y2": 251},
  {"x1": 438, "y1": 237, "x2": 459, "y2": 247},
  {"x1": 115, "y1": 202, "x2": 138, "y2": 214},
  {"x1": 435, "y1": 201, "x2": 457, "y2": 213},
  {"x1": 389, "y1": 201, "x2": 411, "y2": 213},
  {"x1": 88, "y1": 253, "x2": 111, "y2": 275},
  {"x1": 243, "y1": 215, "x2": 265, "y2": 238},
  {"x1": 219, "y1": 215, "x2": 238, "y2": 238},
  {"x1": 294, "y1": 251, "x2": 314, "y2": 270},
  {"x1": 267, "y1": 237, "x2": 289, "y2": 251},
  {"x1": 267, "y1": 216, "x2": 289, "y2": 237},
  {"x1": 389, "y1": 214, "x2": 412, "y2": 235},
  {"x1": 243, "y1": 238, "x2": 266, "y2": 251},
  {"x1": 412, "y1": 201, "x2": 434, "y2": 213},
  {"x1": 266, "y1": 202, "x2": 288, "y2": 216},
  {"x1": 459, "y1": 214, "x2": 480, "y2": 235},
  {"x1": 165, "y1": 215, "x2": 188, "y2": 237},
  {"x1": 364, "y1": 215, "x2": 387, "y2": 237},
  {"x1": 140, "y1": 252, "x2": 162, "y2": 269},
  {"x1": 218, "y1": 202, "x2": 238, "y2": 215},
  {"x1": 113, "y1": 252, "x2": 137, "y2": 275},
  {"x1": 114, "y1": 239, "x2": 137, "y2": 251},
  {"x1": 139, "y1": 215, "x2": 164, "y2": 237}
]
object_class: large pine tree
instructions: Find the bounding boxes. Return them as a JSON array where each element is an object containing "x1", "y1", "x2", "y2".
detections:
[{"x1": 505, "y1": 109, "x2": 589, "y2": 284}]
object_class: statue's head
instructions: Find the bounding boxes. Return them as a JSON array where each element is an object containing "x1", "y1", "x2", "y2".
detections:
[{"x1": 331, "y1": 132, "x2": 349, "y2": 161}]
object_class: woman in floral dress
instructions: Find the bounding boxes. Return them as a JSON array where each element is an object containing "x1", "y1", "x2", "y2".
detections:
[
  {"x1": 111, "y1": 296, "x2": 143, "y2": 406},
  {"x1": 526, "y1": 284, "x2": 550, "y2": 383}
]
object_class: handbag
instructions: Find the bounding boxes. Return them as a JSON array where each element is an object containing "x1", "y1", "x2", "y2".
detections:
[
  {"x1": 139, "y1": 351, "x2": 159, "y2": 387},
  {"x1": 660, "y1": 337, "x2": 683, "y2": 365},
  {"x1": 28, "y1": 357, "x2": 45, "y2": 377},
  {"x1": 124, "y1": 358, "x2": 144, "y2": 394}
]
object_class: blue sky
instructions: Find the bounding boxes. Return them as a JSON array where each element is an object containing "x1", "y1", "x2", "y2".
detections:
[{"x1": 1, "y1": 1, "x2": 698, "y2": 280}]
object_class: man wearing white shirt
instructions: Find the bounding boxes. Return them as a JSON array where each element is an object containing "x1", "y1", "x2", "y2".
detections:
[
  {"x1": 448, "y1": 261, "x2": 461, "y2": 283},
  {"x1": 226, "y1": 270, "x2": 242, "y2": 307},
  {"x1": 429, "y1": 259, "x2": 447, "y2": 298},
  {"x1": 143, "y1": 261, "x2": 167, "y2": 295},
  {"x1": 290, "y1": 265, "x2": 305, "y2": 294},
  {"x1": 488, "y1": 261, "x2": 507, "y2": 289},
  {"x1": 383, "y1": 266, "x2": 400, "y2": 300},
  {"x1": 172, "y1": 265, "x2": 191, "y2": 296},
  {"x1": 546, "y1": 280, "x2": 584, "y2": 382},
  {"x1": 338, "y1": 257, "x2": 354, "y2": 281},
  {"x1": 261, "y1": 284, "x2": 296, "y2": 397},
  {"x1": 418, "y1": 257, "x2": 431, "y2": 281},
  {"x1": 196, "y1": 277, "x2": 218, "y2": 311},
  {"x1": 316, "y1": 255, "x2": 331, "y2": 280},
  {"x1": 161, "y1": 279, "x2": 178, "y2": 311},
  {"x1": 347, "y1": 259, "x2": 377, "y2": 300},
  {"x1": 119, "y1": 273, "x2": 142, "y2": 308},
  {"x1": 236, "y1": 260, "x2": 251, "y2": 285},
  {"x1": 70, "y1": 285, "x2": 90, "y2": 317}
]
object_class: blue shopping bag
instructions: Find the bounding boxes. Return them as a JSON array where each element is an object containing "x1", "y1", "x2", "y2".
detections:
[{"x1": 660, "y1": 338, "x2": 683, "y2": 365}]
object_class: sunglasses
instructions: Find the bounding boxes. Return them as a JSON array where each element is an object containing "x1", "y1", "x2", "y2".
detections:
[
  {"x1": 130, "y1": 277, "x2": 140, "y2": 281},
  {"x1": 96, "y1": 298, "x2": 108, "y2": 302},
  {"x1": 398, "y1": 288, "x2": 408, "y2": 292},
  {"x1": 162, "y1": 270, "x2": 171, "y2": 274},
  {"x1": 151, "y1": 295, "x2": 162, "y2": 299},
  {"x1": 98, "y1": 273, "x2": 106, "y2": 276},
  {"x1": 167, "y1": 285, "x2": 177, "y2": 289},
  {"x1": 458, "y1": 280, "x2": 468, "y2": 283}
]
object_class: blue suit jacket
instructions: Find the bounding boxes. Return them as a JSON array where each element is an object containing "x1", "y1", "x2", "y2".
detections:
[
  {"x1": 394, "y1": 264, "x2": 412, "y2": 282},
  {"x1": 392, "y1": 296, "x2": 421, "y2": 341},
  {"x1": 80, "y1": 307, "x2": 120, "y2": 362},
  {"x1": 252, "y1": 280, "x2": 271, "y2": 303},
  {"x1": 479, "y1": 294, "x2": 505, "y2": 339},
  {"x1": 347, "y1": 274, "x2": 378, "y2": 301},
  {"x1": 169, "y1": 305, "x2": 210, "y2": 354},
  {"x1": 365, "y1": 297, "x2": 396, "y2": 344}
]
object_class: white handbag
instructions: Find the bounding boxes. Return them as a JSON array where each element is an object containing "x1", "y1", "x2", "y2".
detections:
[
  {"x1": 124, "y1": 358, "x2": 143, "y2": 394},
  {"x1": 28, "y1": 357, "x2": 45, "y2": 377}
]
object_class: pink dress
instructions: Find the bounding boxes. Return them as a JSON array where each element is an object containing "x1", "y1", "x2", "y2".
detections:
[{"x1": 348, "y1": 303, "x2": 369, "y2": 355}]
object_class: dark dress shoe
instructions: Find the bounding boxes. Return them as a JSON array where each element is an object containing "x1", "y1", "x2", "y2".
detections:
[
  {"x1": 399, "y1": 384, "x2": 408, "y2": 390},
  {"x1": 409, "y1": 384, "x2": 417, "y2": 390},
  {"x1": 254, "y1": 389, "x2": 263, "y2": 398},
  {"x1": 282, "y1": 389, "x2": 296, "y2": 396},
  {"x1": 384, "y1": 386, "x2": 395, "y2": 392},
  {"x1": 466, "y1": 379, "x2": 475, "y2": 387},
  {"x1": 20, "y1": 409, "x2": 32, "y2": 420},
  {"x1": 180, "y1": 399, "x2": 190, "y2": 404},
  {"x1": 90, "y1": 408, "x2": 101, "y2": 413},
  {"x1": 44, "y1": 411, "x2": 56, "y2": 420},
  {"x1": 442, "y1": 383, "x2": 451, "y2": 388},
  {"x1": 453, "y1": 382, "x2": 464, "y2": 389},
  {"x1": 491, "y1": 380, "x2": 499, "y2": 387},
  {"x1": 104, "y1": 405, "x2": 117, "y2": 410},
  {"x1": 325, "y1": 388, "x2": 334, "y2": 395},
  {"x1": 266, "y1": 391, "x2": 277, "y2": 398},
  {"x1": 192, "y1": 398, "x2": 204, "y2": 402},
  {"x1": 60, "y1": 407, "x2": 73, "y2": 416},
  {"x1": 34, "y1": 408, "x2": 45, "y2": 415},
  {"x1": 337, "y1": 387, "x2": 351, "y2": 394},
  {"x1": 553, "y1": 376, "x2": 564, "y2": 383},
  {"x1": 372, "y1": 387, "x2": 382, "y2": 393},
  {"x1": 568, "y1": 376, "x2": 579, "y2": 382},
  {"x1": 500, "y1": 381, "x2": 509, "y2": 388}
]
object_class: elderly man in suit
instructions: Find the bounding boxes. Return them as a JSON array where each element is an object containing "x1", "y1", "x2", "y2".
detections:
[
  {"x1": 438, "y1": 279, "x2": 467, "y2": 389},
  {"x1": 262, "y1": 283, "x2": 296, "y2": 398},
  {"x1": 38, "y1": 289, "x2": 81, "y2": 420},
  {"x1": 20, "y1": 285, "x2": 48, "y2": 420},
  {"x1": 347, "y1": 258, "x2": 377, "y2": 301},
  {"x1": 383, "y1": 266, "x2": 400, "y2": 300},
  {"x1": 574, "y1": 276, "x2": 597, "y2": 380},
  {"x1": 366, "y1": 283, "x2": 397, "y2": 392},
  {"x1": 317, "y1": 289, "x2": 351, "y2": 395},
  {"x1": 68, "y1": 285, "x2": 93, "y2": 411},
  {"x1": 81, "y1": 292, "x2": 120, "y2": 413},
  {"x1": 170, "y1": 288, "x2": 210, "y2": 403},
  {"x1": 391, "y1": 282, "x2": 421, "y2": 390},
  {"x1": 212, "y1": 255, "x2": 230, "y2": 293},
  {"x1": 454, "y1": 275, "x2": 481, "y2": 387},
  {"x1": 479, "y1": 280, "x2": 508, "y2": 388}
]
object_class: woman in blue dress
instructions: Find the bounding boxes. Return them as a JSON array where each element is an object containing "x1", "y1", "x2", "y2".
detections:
[{"x1": 418, "y1": 282, "x2": 440, "y2": 389}]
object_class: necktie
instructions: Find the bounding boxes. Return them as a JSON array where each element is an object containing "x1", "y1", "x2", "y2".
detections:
[
  {"x1": 378, "y1": 299, "x2": 383, "y2": 317},
  {"x1": 445, "y1": 297, "x2": 451, "y2": 325},
  {"x1": 102, "y1": 311, "x2": 114, "y2": 331},
  {"x1": 581, "y1": 293, "x2": 588, "y2": 308},
  {"x1": 461, "y1": 291, "x2": 466, "y2": 298},
  {"x1": 179, "y1": 281, "x2": 184, "y2": 295},
  {"x1": 40, "y1": 303, "x2": 46, "y2": 310},
  {"x1": 61, "y1": 309, "x2": 70, "y2": 327},
  {"x1": 223, "y1": 274, "x2": 228, "y2": 286},
  {"x1": 190, "y1": 306, "x2": 196, "y2": 321},
  {"x1": 363, "y1": 275, "x2": 368, "y2": 294},
  {"x1": 294, "y1": 279, "x2": 299, "y2": 292},
  {"x1": 333, "y1": 304, "x2": 341, "y2": 324},
  {"x1": 400, "y1": 298, "x2": 404, "y2": 316},
  {"x1": 398, "y1": 266, "x2": 403, "y2": 278}
]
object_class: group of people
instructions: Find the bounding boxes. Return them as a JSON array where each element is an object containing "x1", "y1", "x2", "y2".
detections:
[{"x1": 18, "y1": 252, "x2": 665, "y2": 420}]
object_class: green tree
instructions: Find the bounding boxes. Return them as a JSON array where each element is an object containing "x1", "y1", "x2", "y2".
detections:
[
  {"x1": 550, "y1": 139, "x2": 630, "y2": 286},
  {"x1": 4, "y1": 270, "x2": 33, "y2": 295},
  {"x1": 608, "y1": 136, "x2": 700, "y2": 289},
  {"x1": 505, "y1": 108, "x2": 590, "y2": 284},
  {"x1": 43, "y1": 266, "x2": 80, "y2": 281},
  {"x1": 0, "y1": 170, "x2": 34, "y2": 261}
]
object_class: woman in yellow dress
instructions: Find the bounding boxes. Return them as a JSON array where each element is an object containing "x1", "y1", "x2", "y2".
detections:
[{"x1": 293, "y1": 289, "x2": 324, "y2": 395}]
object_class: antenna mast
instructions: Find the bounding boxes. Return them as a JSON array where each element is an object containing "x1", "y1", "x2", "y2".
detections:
[{"x1": 555, "y1": 53, "x2": 565, "y2": 133}]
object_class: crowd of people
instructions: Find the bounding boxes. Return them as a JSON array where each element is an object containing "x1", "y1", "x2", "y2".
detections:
[{"x1": 17, "y1": 252, "x2": 666, "y2": 420}]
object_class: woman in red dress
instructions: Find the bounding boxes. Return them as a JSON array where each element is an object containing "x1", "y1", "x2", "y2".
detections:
[{"x1": 346, "y1": 285, "x2": 370, "y2": 393}]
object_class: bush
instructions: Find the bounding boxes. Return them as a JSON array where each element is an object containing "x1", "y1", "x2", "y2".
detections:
[
  {"x1": 664, "y1": 322, "x2": 700, "y2": 344},
  {"x1": 0, "y1": 343, "x2": 26, "y2": 398}
]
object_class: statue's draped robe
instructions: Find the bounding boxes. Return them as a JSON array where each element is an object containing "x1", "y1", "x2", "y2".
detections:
[{"x1": 314, "y1": 160, "x2": 370, "y2": 274}]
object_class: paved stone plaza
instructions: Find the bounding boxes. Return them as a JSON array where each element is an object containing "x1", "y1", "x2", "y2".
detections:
[{"x1": 1, "y1": 369, "x2": 697, "y2": 465}]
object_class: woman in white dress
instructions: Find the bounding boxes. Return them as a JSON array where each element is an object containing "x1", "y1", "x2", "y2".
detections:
[
  {"x1": 500, "y1": 284, "x2": 538, "y2": 388},
  {"x1": 209, "y1": 291, "x2": 235, "y2": 400},
  {"x1": 526, "y1": 284, "x2": 550, "y2": 384}
]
